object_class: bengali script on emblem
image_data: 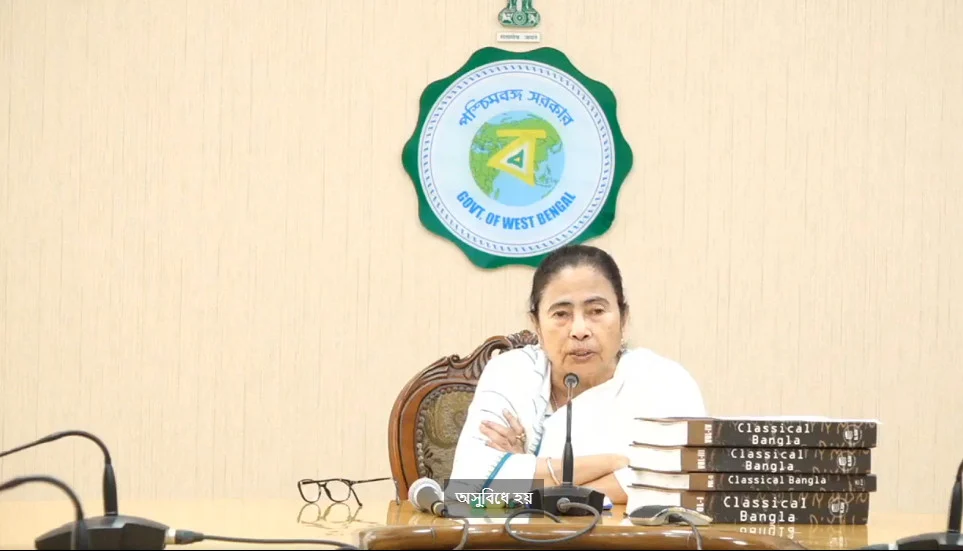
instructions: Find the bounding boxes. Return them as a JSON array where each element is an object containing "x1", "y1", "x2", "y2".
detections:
[
  {"x1": 457, "y1": 88, "x2": 575, "y2": 127},
  {"x1": 459, "y1": 89, "x2": 525, "y2": 126},
  {"x1": 527, "y1": 91, "x2": 575, "y2": 126}
]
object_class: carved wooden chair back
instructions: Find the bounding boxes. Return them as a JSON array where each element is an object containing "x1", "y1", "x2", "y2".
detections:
[{"x1": 386, "y1": 330, "x2": 539, "y2": 500}]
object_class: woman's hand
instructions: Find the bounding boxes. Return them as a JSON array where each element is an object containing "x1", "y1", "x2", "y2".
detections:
[{"x1": 480, "y1": 409, "x2": 527, "y2": 453}]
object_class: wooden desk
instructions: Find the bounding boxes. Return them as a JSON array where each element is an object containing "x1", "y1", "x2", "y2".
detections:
[{"x1": 0, "y1": 488, "x2": 947, "y2": 550}]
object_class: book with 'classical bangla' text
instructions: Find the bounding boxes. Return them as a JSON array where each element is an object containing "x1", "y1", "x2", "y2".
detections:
[
  {"x1": 623, "y1": 416, "x2": 879, "y2": 525},
  {"x1": 626, "y1": 445, "x2": 872, "y2": 474},
  {"x1": 624, "y1": 487, "x2": 871, "y2": 525},
  {"x1": 624, "y1": 469, "x2": 877, "y2": 493},
  {"x1": 630, "y1": 416, "x2": 878, "y2": 448}
]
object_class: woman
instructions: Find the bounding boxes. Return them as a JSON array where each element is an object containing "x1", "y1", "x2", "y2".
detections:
[{"x1": 446, "y1": 245, "x2": 707, "y2": 505}]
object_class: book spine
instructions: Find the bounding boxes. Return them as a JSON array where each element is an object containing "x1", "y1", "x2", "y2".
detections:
[
  {"x1": 692, "y1": 473, "x2": 877, "y2": 492},
  {"x1": 682, "y1": 447, "x2": 872, "y2": 474},
  {"x1": 682, "y1": 491, "x2": 871, "y2": 525},
  {"x1": 691, "y1": 420, "x2": 877, "y2": 448}
]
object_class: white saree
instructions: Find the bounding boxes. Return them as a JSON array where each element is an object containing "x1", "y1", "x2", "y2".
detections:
[{"x1": 446, "y1": 344, "x2": 707, "y2": 500}]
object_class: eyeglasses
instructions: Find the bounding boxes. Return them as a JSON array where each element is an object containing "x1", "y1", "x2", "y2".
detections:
[{"x1": 297, "y1": 477, "x2": 390, "y2": 507}]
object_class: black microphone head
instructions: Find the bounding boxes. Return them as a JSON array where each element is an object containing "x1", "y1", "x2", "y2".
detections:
[{"x1": 564, "y1": 373, "x2": 579, "y2": 389}]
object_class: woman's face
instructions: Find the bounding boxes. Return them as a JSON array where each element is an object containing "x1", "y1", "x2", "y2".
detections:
[{"x1": 532, "y1": 264, "x2": 626, "y2": 386}]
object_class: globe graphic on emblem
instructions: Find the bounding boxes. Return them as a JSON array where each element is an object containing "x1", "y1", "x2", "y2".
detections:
[{"x1": 468, "y1": 111, "x2": 565, "y2": 207}]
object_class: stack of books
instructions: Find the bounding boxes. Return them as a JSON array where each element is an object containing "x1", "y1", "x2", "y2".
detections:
[{"x1": 621, "y1": 416, "x2": 878, "y2": 525}]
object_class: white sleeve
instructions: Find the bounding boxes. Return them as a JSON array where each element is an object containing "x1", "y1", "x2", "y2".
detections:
[
  {"x1": 613, "y1": 354, "x2": 708, "y2": 495},
  {"x1": 656, "y1": 360, "x2": 708, "y2": 418},
  {"x1": 623, "y1": 352, "x2": 708, "y2": 419},
  {"x1": 446, "y1": 352, "x2": 540, "y2": 493}
]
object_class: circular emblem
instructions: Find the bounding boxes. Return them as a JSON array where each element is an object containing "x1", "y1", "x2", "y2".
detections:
[
  {"x1": 403, "y1": 47, "x2": 633, "y2": 268},
  {"x1": 827, "y1": 496, "x2": 849, "y2": 518}
]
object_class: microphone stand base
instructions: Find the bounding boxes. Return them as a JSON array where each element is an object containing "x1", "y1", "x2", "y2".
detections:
[
  {"x1": 531, "y1": 485, "x2": 605, "y2": 517},
  {"x1": 887, "y1": 532, "x2": 963, "y2": 550},
  {"x1": 35, "y1": 514, "x2": 170, "y2": 550}
]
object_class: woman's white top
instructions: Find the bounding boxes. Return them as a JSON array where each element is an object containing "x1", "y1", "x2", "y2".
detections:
[{"x1": 446, "y1": 344, "x2": 707, "y2": 496}]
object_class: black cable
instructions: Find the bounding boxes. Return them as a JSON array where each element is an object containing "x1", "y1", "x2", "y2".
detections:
[
  {"x1": 0, "y1": 430, "x2": 112, "y2": 463},
  {"x1": 668, "y1": 513, "x2": 703, "y2": 550},
  {"x1": 169, "y1": 529, "x2": 359, "y2": 549},
  {"x1": 0, "y1": 474, "x2": 91, "y2": 550},
  {"x1": 503, "y1": 499, "x2": 601, "y2": 545}
]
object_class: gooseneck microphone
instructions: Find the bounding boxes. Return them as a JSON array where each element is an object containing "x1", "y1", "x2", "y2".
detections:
[
  {"x1": 1, "y1": 429, "x2": 365, "y2": 550},
  {"x1": 561, "y1": 373, "x2": 578, "y2": 485},
  {"x1": 530, "y1": 372, "x2": 606, "y2": 517},
  {"x1": 0, "y1": 430, "x2": 118, "y2": 515},
  {"x1": 0, "y1": 430, "x2": 170, "y2": 550},
  {"x1": 949, "y1": 457, "x2": 962, "y2": 534},
  {"x1": 0, "y1": 475, "x2": 91, "y2": 550},
  {"x1": 858, "y1": 456, "x2": 963, "y2": 550}
]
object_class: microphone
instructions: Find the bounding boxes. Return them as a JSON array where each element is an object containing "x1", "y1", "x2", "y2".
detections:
[
  {"x1": 949, "y1": 457, "x2": 962, "y2": 533},
  {"x1": 530, "y1": 372, "x2": 606, "y2": 517},
  {"x1": 407, "y1": 477, "x2": 449, "y2": 517},
  {"x1": 0, "y1": 475, "x2": 91, "y2": 550},
  {"x1": 858, "y1": 456, "x2": 963, "y2": 550},
  {"x1": 561, "y1": 373, "x2": 578, "y2": 485},
  {"x1": 0, "y1": 430, "x2": 170, "y2": 550},
  {"x1": 0, "y1": 430, "x2": 119, "y2": 515}
]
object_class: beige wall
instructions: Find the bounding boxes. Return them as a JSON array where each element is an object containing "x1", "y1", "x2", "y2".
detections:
[{"x1": 1, "y1": 0, "x2": 961, "y2": 517}]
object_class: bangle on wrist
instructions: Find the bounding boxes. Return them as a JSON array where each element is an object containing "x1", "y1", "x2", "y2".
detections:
[{"x1": 546, "y1": 458, "x2": 561, "y2": 485}]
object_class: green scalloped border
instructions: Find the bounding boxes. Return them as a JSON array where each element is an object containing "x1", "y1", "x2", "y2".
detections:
[{"x1": 401, "y1": 47, "x2": 633, "y2": 270}]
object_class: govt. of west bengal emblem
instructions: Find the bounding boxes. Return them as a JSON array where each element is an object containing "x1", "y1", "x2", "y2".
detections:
[{"x1": 402, "y1": 47, "x2": 633, "y2": 269}]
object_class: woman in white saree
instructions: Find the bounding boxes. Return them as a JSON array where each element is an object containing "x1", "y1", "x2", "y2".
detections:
[{"x1": 446, "y1": 245, "x2": 707, "y2": 505}]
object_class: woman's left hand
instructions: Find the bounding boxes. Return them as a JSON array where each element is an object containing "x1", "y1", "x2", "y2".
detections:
[{"x1": 481, "y1": 410, "x2": 527, "y2": 453}]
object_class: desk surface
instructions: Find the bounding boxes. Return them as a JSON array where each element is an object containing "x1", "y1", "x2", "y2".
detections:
[{"x1": 0, "y1": 487, "x2": 947, "y2": 550}]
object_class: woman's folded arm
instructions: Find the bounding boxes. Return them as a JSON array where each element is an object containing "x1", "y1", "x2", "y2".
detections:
[
  {"x1": 582, "y1": 472, "x2": 628, "y2": 504},
  {"x1": 533, "y1": 454, "x2": 628, "y2": 488}
]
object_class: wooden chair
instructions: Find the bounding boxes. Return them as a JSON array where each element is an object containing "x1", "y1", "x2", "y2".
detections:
[{"x1": 387, "y1": 329, "x2": 539, "y2": 500}]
